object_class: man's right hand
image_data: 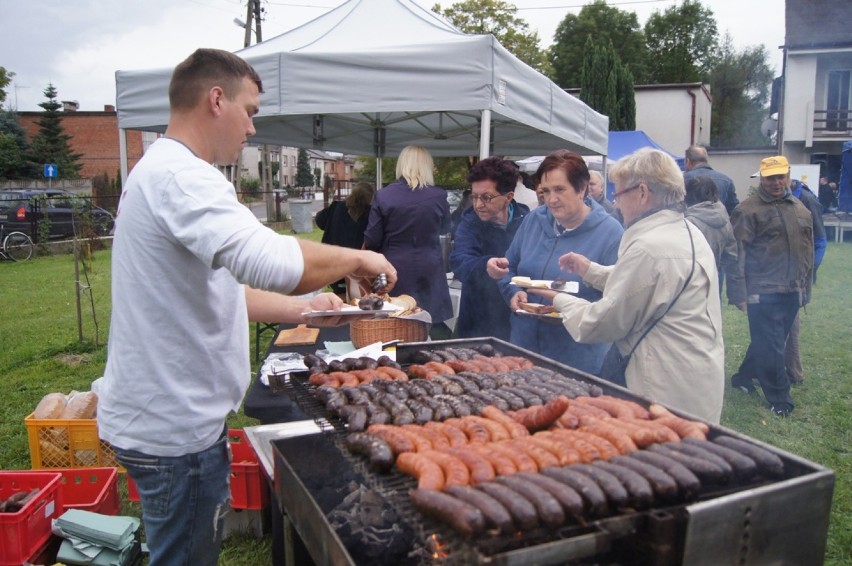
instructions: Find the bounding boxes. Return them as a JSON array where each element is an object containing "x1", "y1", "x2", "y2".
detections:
[
  {"x1": 351, "y1": 250, "x2": 397, "y2": 293},
  {"x1": 486, "y1": 257, "x2": 510, "y2": 280}
]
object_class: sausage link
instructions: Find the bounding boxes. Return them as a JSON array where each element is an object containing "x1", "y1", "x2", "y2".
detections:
[
  {"x1": 409, "y1": 488, "x2": 485, "y2": 537},
  {"x1": 494, "y1": 475, "x2": 566, "y2": 529},
  {"x1": 374, "y1": 366, "x2": 409, "y2": 381},
  {"x1": 514, "y1": 472, "x2": 585, "y2": 522},
  {"x1": 712, "y1": 435, "x2": 785, "y2": 478},
  {"x1": 528, "y1": 436, "x2": 582, "y2": 466},
  {"x1": 397, "y1": 452, "x2": 445, "y2": 490},
  {"x1": 345, "y1": 432, "x2": 394, "y2": 472},
  {"x1": 649, "y1": 443, "x2": 730, "y2": 485},
  {"x1": 425, "y1": 421, "x2": 469, "y2": 448},
  {"x1": 476, "y1": 481, "x2": 539, "y2": 531},
  {"x1": 424, "y1": 360, "x2": 456, "y2": 375},
  {"x1": 629, "y1": 450, "x2": 701, "y2": 499},
  {"x1": 539, "y1": 466, "x2": 609, "y2": 517},
  {"x1": 591, "y1": 460, "x2": 654, "y2": 509},
  {"x1": 443, "y1": 447, "x2": 496, "y2": 485},
  {"x1": 489, "y1": 442, "x2": 538, "y2": 473},
  {"x1": 569, "y1": 463, "x2": 629, "y2": 510},
  {"x1": 682, "y1": 438, "x2": 758, "y2": 481},
  {"x1": 403, "y1": 424, "x2": 449, "y2": 451},
  {"x1": 610, "y1": 455, "x2": 679, "y2": 501},
  {"x1": 365, "y1": 425, "x2": 415, "y2": 455},
  {"x1": 480, "y1": 405, "x2": 530, "y2": 438},
  {"x1": 505, "y1": 439, "x2": 561, "y2": 470},
  {"x1": 665, "y1": 439, "x2": 735, "y2": 479},
  {"x1": 421, "y1": 450, "x2": 470, "y2": 487},
  {"x1": 444, "y1": 485, "x2": 514, "y2": 535},
  {"x1": 464, "y1": 415, "x2": 511, "y2": 442},
  {"x1": 469, "y1": 444, "x2": 518, "y2": 477},
  {"x1": 445, "y1": 418, "x2": 490, "y2": 444}
]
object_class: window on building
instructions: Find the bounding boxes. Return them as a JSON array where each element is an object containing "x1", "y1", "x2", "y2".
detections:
[
  {"x1": 826, "y1": 69, "x2": 851, "y2": 131},
  {"x1": 282, "y1": 156, "x2": 288, "y2": 166},
  {"x1": 283, "y1": 175, "x2": 289, "y2": 185}
]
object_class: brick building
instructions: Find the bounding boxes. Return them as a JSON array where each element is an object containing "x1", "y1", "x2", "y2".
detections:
[{"x1": 17, "y1": 102, "x2": 145, "y2": 183}]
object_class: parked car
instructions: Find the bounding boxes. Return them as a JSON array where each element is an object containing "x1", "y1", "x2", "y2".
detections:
[{"x1": 0, "y1": 188, "x2": 115, "y2": 240}]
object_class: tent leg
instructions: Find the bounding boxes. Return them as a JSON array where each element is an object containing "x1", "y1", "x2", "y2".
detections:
[
  {"x1": 479, "y1": 110, "x2": 491, "y2": 159},
  {"x1": 119, "y1": 128, "x2": 128, "y2": 187}
]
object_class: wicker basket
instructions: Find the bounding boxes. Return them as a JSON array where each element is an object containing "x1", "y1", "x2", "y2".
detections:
[{"x1": 350, "y1": 317, "x2": 428, "y2": 348}]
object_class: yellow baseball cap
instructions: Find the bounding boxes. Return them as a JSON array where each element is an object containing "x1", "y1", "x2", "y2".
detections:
[{"x1": 759, "y1": 156, "x2": 790, "y2": 177}]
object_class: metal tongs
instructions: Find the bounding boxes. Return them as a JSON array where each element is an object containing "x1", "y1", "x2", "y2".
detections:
[{"x1": 371, "y1": 273, "x2": 390, "y2": 294}]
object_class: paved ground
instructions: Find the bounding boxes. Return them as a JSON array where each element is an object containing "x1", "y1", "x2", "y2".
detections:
[{"x1": 247, "y1": 195, "x2": 325, "y2": 223}]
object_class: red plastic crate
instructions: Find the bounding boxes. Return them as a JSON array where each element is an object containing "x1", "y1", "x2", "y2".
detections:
[
  {"x1": 126, "y1": 430, "x2": 267, "y2": 510},
  {"x1": 57, "y1": 468, "x2": 120, "y2": 515},
  {"x1": 0, "y1": 471, "x2": 64, "y2": 566}
]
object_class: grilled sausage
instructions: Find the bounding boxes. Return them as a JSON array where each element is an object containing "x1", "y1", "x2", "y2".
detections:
[
  {"x1": 397, "y1": 452, "x2": 445, "y2": 490},
  {"x1": 409, "y1": 488, "x2": 485, "y2": 537},
  {"x1": 629, "y1": 450, "x2": 701, "y2": 499},
  {"x1": 425, "y1": 421, "x2": 469, "y2": 448},
  {"x1": 494, "y1": 475, "x2": 566, "y2": 529},
  {"x1": 443, "y1": 447, "x2": 496, "y2": 485},
  {"x1": 509, "y1": 396, "x2": 570, "y2": 432},
  {"x1": 375, "y1": 365, "x2": 409, "y2": 381},
  {"x1": 569, "y1": 463, "x2": 629, "y2": 510},
  {"x1": 683, "y1": 438, "x2": 758, "y2": 481},
  {"x1": 444, "y1": 485, "x2": 514, "y2": 535},
  {"x1": 712, "y1": 435, "x2": 784, "y2": 478},
  {"x1": 480, "y1": 406, "x2": 530, "y2": 438},
  {"x1": 345, "y1": 432, "x2": 395, "y2": 472},
  {"x1": 338, "y1": 404, "x2": 368, "y2": 432},
  {"x1": 365, "y1": 425, "x2": 414, "y2": 455},
  {"x1": 476, "y1": 481, "x2": 539, "y2": 531},
  {"x1": 421, "y1": 450, "x2": 470, "y2": 487},
  {"x1": 539, "y1": 466, "x2": 609, "y2": 517},
  {"x1": 528, "y1": 436, "x2": 582, "y2": 466},
  {"x1": 464, "y1": 415, "x2": 511, "y2": 442},
  {"x1": 445, "y1": 417, "x2": 489, "y2": 443},
  {"x1": 505, "y1": 439, "x2": 560, "y2": 470},
  {"x1": 610, "y1": 455, "x2": 679, "y2": 501},
  {"x1": 664, "y1": 440, "x2": 734, "y2": 480},
  {"x1": 649, "y1": 443, "x2": 730, "y2": 485},
  {"x1": 591, "y1": 460, "x2": 654, "y2": 510},
  {"x1": 403, "y1": 424, "x2": 449, "y2": 450},
  {"x1": 489, "y1": 389, "x2": 526, "y2": 411},
  {"x1": 489, "y1": 442, "x2": 538, "y2": 473},
  {"x1": 424, "y1": 361, "x2": 456, "y2": 375},
  {"x1": 470, "y1": 444, "x2": 518, "y2": 476},
  {"x1": 515, "y1": 472, "x2": 585, "y2": 522}
]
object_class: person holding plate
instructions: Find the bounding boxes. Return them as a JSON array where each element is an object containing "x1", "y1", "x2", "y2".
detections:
[{"x1": 490, "y1": 149, "x2": 623, "y2": 374}]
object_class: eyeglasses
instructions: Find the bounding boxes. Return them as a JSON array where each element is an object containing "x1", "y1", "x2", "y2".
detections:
[
  {"x1": 470, "y1": 193, "x2": 505, "y2": 204},
  {"x1": 612, "y1": 183, "x2": 642, "y2": 202}
]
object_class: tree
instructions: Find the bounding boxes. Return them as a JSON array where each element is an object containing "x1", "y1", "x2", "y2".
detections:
[
  {"x1": 27, "y1": 84, "x2": 83, "y2": 179},
  {"x1": 0, "y1": 67, "x2": 13, "y2": 106},
  {"x1": 579, "y1": 38, "x2": 635, "y2": 131},
  {"x1": 295, "y1": 148, "x2": 313, "y2": 187},
  {"x1": 433, "y1": 1, "x2": 551, "y2": 75},
  {"x1": 0, "y1": 109, "x2": 33, "y2": 179},
  {"x1": 644, "y1": 0, "x2": 719, "y2": 84},
  {"x1": 549, "y1": 0, "x2": 648, "y2": 88},
  {"x1": 708, "y1": 35, "x2": 774, "y2": 147}
]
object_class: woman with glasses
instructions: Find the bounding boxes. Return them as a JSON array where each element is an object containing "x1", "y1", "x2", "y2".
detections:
[
  {"x1": 363, "y1": 145, "x2": 453, "y2": 337},
  {"x1": 450, "y1": 157, "x2": 531, "y2": 339},
  {"x1": 529, "y1": 148, "x2": 725, "y2": 423},
  {"x1": 492, "y1": 149, "x2": 623, "y2": 374}
]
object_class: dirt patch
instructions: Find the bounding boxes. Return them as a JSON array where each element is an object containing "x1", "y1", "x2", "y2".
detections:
[{"x1": 55, "y1": 353, "x2": 92, "y2": 366}]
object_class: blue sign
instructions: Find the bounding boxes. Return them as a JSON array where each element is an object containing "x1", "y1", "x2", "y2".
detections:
[{"x1": 44, "y1": 164, "x2": 58, "y2": 178}]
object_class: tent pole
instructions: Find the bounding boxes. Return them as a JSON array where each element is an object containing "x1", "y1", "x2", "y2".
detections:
[
  {"x1": 119, "y1": 128, "x2": 128, "y2": 187},
  {"x1": 479, "y1": 110, "x2": 491, "y2": 159},
  {"x1": 376, "y1": 158, "x2": 382, "y2": 189}
]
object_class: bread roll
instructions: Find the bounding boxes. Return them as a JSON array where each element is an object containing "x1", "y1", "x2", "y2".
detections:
[
  {"x1": 62, "y1": 391, "x2": 98, "y2": 420},
  {"x1": 34, "y1": 393, "x2": 68, "y2": 420}
]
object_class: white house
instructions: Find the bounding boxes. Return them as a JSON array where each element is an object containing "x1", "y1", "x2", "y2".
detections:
[{"x1": 634, "y1": 83, "x2": 712, "y2": 154}]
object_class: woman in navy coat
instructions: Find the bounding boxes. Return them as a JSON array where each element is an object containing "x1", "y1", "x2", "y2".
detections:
[
  {"x1": 364, "y1": 145, "x2": 453, "y2": 330},
  {"x1": 450, "y1": 157, "x2": 530, "y2": 339}
]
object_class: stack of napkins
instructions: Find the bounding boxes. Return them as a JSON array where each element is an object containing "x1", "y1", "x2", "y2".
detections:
[{"x1": 53, "y1": 509, "x2": 141, "y2": 565}]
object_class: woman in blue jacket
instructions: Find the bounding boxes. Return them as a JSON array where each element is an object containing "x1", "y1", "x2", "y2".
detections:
[
  {"x1": 493, "y1": 150, "x2": 623, "y2": 374},
  {"x1": 450, "y1": 157, "x2": 530, "y2": 339}
]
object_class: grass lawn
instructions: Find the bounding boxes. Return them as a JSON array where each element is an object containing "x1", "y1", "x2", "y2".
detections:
[{"x1": 0, "y1": 235, "x2": 849, "y2": 565}]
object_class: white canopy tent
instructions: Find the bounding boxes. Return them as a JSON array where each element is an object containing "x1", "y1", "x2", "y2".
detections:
[{"x1": 115, "y1": 0, "x2": 608, "y2": 182}]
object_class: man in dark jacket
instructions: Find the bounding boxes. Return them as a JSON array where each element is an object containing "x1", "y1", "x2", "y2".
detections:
[
  {"x1": 449, "y1": 157, "x2": 530, "y2": 339},
  {"x1": 684, "y1": 145, "x2": 739, "y2": 215},
  {"x1": 727, "y1": 156, "x2": 814, "y2": 417}
]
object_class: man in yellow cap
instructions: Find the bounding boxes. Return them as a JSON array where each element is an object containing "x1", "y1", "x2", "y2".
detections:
[{"x1": 726, "y1": 155, "x2": 814, "y2": 417}]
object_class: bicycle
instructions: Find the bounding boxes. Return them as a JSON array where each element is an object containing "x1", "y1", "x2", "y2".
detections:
[{"x1": 0, "y1": 224, "x2": 34, "y2": 261}]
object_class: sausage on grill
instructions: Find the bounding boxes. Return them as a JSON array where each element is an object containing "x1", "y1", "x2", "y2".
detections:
[{"x1": 409, "y1": 488, "x2": 485, "y2": 537}]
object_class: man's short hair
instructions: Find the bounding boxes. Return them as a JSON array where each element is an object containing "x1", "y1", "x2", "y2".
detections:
[
  {"x1": 685, "y1": 145, "x2": 709, "y2": 164},
  {"x1": 168, "y1": 48, "x2": 263, "y2": 111}
]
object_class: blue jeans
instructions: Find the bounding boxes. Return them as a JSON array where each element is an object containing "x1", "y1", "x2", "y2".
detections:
[
  {"x1": 115, "y1": 429, "x2": 231, "y2": 566},
  {"x1": 736, "y1": 293, "x2": 799, "y2": 411}
]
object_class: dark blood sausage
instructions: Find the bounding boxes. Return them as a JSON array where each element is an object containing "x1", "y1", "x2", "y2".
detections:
[
  {"x1": 712, "y1": 435, "x2": 785, "y2": 478},
  {"x1": 569, "y1": 463, "x2": 629, "y2": 510},
  {"x1": 345, "y1": 432, "x2": 394, "y2": 472},
  {"x1": 610, "y1": 455, "x2": 680, "y2": 501},
  {"x1": 649, "y1": 443, "x2": 730, "y2": 485},
  {"x1": 592, "y1": 460, "x2": 653, "y2": 509},
  {"x1": 539, "y1": 466, "x2": 609, "y2": 516},
  {"x1": 476, "y1": 482, "x2": 539, "y2": 531},
  {"x1": 494, "y1": 475, "x2": 565, "y2": 529},
  {"x1": 338, "y1": 404, "x2": 368, "y2": 432},
  {"x1": 629, "y1": 450, "x2": 701, "y2": 499},
  {"x1": 410, "y1": 489, "x2": 485, "y2": 538},
  {"x1": 444, "y1": 485, "x2": 514, "y2": 535},
  {"x1": 514, "y1": 472, "x2": 585, "y2": 522},
  {"x1": 683, "y1": 438, "x2": 758, "y2": 481},
  {"x1": 662, "y1": 440, "x2": 734, "y2": 481}
]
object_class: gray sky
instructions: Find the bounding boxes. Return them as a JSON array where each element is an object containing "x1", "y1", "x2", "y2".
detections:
[{"x1": 1, "y1": 0, "x2": 786, "y2": 113}]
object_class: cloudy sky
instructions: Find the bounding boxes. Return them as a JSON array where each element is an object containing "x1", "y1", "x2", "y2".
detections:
[{"x1": 1, "y1": 0, "x2": 786, "y2": 112}]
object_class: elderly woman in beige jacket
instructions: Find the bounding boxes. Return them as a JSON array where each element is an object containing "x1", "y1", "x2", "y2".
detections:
[{"x1": 530, "y1": 148, "x2": 725, "y2": 423}]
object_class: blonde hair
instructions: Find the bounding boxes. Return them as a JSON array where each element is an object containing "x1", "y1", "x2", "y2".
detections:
[
  {"x1": 396, "y1": 145, "x2": 435, "y2": 189},
  {"x1": 609, "y1": 148, "x2": 684, "y2": 207}
]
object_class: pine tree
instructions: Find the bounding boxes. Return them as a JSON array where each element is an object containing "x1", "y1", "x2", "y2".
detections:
[
  {"x1": 295, "y1": 148, "x2": 314, "y2": 188},
  {"x1": 580, "y1": 38, "x2": 636, "y2": 132},
  {"x1": 614, "y1": 64, "x2": 636, "y2": 131},
  {"x1": 0, "y1": 109, "x2": 34, "y2": 179},
  {"x1": 27, "y1": 84, "x2": 83, "y2": 179}
]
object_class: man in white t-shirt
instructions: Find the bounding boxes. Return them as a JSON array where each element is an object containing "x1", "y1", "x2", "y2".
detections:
[{"x1": 98, "y1": 48, "x2": 396, "y2": 566}]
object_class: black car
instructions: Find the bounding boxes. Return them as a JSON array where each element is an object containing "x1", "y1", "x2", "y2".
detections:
[{"x1": 0, "y1": 188, "x2": 115, "y2": 240}]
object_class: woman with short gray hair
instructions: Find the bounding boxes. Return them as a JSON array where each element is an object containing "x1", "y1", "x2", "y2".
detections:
[{"x1": 529, "y1": 148, "x2": 725, "y2": 423}]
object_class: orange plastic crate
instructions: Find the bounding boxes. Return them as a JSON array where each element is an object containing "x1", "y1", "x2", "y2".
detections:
[
  {"x1": 57, "y1": 468, "x2": 120, "y2": 515},
  {"x1": 0, "y1": 471, "x2": 64, "y2": 566},
  {"x1": 24, "y1": 412, "x2": 123, "y2": 472},
  {"x1": 126, "y1": 430, "x2": 267, "y2": 510}
]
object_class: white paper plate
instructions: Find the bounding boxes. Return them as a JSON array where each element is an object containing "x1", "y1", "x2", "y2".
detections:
[
  {"x1": 302, "y1": 303, "x2": 402, "y2": 318},
  {"x1": 510, "y1": 279, "x2": 579, "y2": 293}
]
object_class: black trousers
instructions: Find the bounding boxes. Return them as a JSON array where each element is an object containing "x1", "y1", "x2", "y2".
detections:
[{"x1": 737, "y1": 293, "x2": 799, "y2": 410}]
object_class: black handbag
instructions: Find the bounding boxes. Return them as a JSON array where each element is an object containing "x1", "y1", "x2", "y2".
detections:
[{"x1": 599, "y1": 220, "x2": 696, "y2": 386}]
